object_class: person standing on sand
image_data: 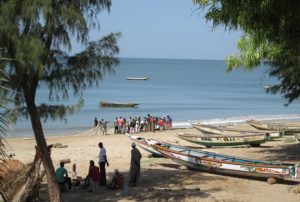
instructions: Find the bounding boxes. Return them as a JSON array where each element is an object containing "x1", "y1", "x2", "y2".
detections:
[
  {"x1": 166, "y1": 115, "x2": 172, "y2": 130},
  {"x1": 114, "y1": 117, "x2": 118, "y2": 134},
  {"x1": 100, "y1": 118, "x2": 109, "y2": 135},
  {"x1": 128, "y1": 142, "x2": 142, "y2": 187},
  {"x1": 94, "y1": 117, "x2": 98, "y2": 135},
  {"x1": 98, "y1": 142, "x2": 109, "y2": 186}
]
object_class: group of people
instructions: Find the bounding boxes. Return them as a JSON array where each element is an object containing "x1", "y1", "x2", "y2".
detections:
[
  {"x1": 55, "y1": 141, "x2": 142, "y2": 192},
  {"x1": 114, "y1": 114, "x2": 173, "y2": 134},
  {"x1": 93, "y1": 118, "x2": 109, "y2": 135}
]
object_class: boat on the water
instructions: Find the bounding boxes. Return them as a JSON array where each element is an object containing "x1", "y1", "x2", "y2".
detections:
[
  {"x1": 99, "y1": 101, "x2": 139, "y2": 108},
  {"x1": 126, "y1": 77, "x2": 149, "y2": 80},
  {"x1": 151, "y1": 142, "x2": 298, "y2": 180},
  {"x1": 178, "y1": 133, "x2": 266, "y2": 148},
  {"x1": 262, "y1": 85, "x2": 271, "y2": 90},
  {"x1": 247, "y1": 120, "x2": 300, "y2": 134},
  {"x1": 191, "y1": 122, "x2": 279, "y2": 139},
  {"x1": 126, "y1": 133, "x2": 163, "y2": 157}
]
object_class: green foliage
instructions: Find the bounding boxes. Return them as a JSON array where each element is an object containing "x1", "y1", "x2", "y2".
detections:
[
  {"x1": 193, "y1": 0, "x2": 300, "y2": 104},
  {"x1": 0, "y1": 0, "x2": 119, "y2": 120},
  {"x1": 0, "y1": 68, "x2": 9, "y2": 134},
  {"x1": 0, "y1": 68, "x2": 10, "y2": 202},
  {"x1": 0, "y1": 2, "x2": 119, "y2": 200}
]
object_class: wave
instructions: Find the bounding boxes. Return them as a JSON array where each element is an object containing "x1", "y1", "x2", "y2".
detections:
[
  {"x1": 7, "y1": 113, "x2": 300, "y2": 137},
  {"x1": 173, "y1": 114, "x2": 300, "y2": 128}
]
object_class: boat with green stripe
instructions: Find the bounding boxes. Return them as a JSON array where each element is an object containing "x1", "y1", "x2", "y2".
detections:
[{"x1": 178, "y1": 133, "x2": 266, "y2": 148}]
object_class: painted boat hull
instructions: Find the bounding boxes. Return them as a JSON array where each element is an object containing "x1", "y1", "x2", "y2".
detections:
[
  {"x1": 99, "y1": 101, "x2": 138, "y2": 108},
  {"x1": 165, "y1": 154, "x2": 293, "y2": 179},
  {"x1": 126, "y1": 134, "x2": 163, "y2": 157},
  {"x1": 151, "y1": 143, "x2": 298, "y2": 180},
  {"x1": 192, "y1": 123, "x2": 280, "y2": 138},
  {"x1": 178, "y1": 133, "x2": 266, "y2": 147},
  {"x1": 247, "y1": 120, "x2": 300, "y2": 134}
]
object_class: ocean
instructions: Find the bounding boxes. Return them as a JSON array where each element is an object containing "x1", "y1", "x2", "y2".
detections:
[{"x1": 8, "y1": 58, "x2": 300, "y2": 137}]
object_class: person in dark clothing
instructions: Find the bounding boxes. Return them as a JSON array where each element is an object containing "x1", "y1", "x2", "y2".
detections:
[
  {"x1": 128, "y1": 142, "x2": 142, "y2": 187},
  {"x1": 114, "y1": 117, "x2": 118, "y2": 134},
  {"x1": 108, "y1": 169, "x2": 124, "y2": 190},
  {"x1": 94, "y1": 117, "x2": 99, "y2": 135}
]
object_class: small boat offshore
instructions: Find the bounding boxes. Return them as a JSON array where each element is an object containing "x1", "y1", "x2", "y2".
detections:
[{"x1": 99, "y1": 101, "x2": 139, "y2": 108}]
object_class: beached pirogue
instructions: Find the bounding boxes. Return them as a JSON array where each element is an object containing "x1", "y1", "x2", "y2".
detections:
[
  {"x1": 126, "y1": 134, "x2": 298, "y2": 180},
  {"x1": 127, "y1": 133, "x2": 163, "y2": 157},
  {"x1": 247, "y1": 119, "x2": 300, "y2": 134},
  {"x1": 191, "y1": 122, "x2": 279, "y2": 139},
  {"x1": 178, "y1": 133, "x2": 266, "y2": 148},
  {"x1": 151, "y1": 142, "x2": 298, "y2": 180}
]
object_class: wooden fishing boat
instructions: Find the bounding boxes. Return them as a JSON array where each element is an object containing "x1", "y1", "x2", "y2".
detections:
[
  {"x1": 178, "y1": 133, "x2": 266, "y2": 148},
  {"x1": 191, "y1": 122, "x2": 279, "y2": 139},
  {"x1": 126, "y1": 134, "x2": 163, "y2": 157},
  {"x1": 247, "y1": 120, "x2": 300, "y2": 133},
  {"x1": 151, "y1": 142, "x2": 298, "y2": 180},
  {"x1": 99, "y1": 101, "x2": 139, "y2": 108},
  {"x1": 126, "y1": 77, "x2": 149, "y2": 80}
]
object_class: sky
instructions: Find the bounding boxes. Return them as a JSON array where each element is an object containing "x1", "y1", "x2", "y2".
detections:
[{"x1": 86, "y1": 0, "x2": 242, "y2": 60}]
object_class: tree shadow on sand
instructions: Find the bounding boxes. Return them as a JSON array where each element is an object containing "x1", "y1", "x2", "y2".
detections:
[
  {"x1": 253, "y1": 143, "x2": 300, "y2": 162},
  {"x1": 43, "y1": 153, "x2": 300, "y2": 201},
  {"x1": 61, "y1": 167, "x2": 223, "y2": 202}
]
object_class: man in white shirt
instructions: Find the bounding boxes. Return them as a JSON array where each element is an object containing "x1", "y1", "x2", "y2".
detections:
[{"x1": 98, "y1": 142, "x2": 109, "y2": 186}]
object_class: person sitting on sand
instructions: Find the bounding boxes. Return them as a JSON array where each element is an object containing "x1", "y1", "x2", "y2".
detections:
[
  {"x1": 108, "y1": 169, "x2": 124, "y2": 190},
  {"x1": 55, "y1": 162, "x2": 72, "y2": 190},
  {"x1": 87, "y1": 160, "x2": 101, "y2": 192}
]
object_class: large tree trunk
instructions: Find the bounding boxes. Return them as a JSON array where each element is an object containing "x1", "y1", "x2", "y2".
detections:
[{"x1": 27, "y1": 102, "x2": 61, "y2": 201}]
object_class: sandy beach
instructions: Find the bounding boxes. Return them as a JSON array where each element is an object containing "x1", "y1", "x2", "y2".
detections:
[{"x1": 5, "y1": 126, "x2": 300, "y2": 202}]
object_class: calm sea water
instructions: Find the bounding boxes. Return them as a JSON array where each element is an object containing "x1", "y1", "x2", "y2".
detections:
[{"x1": 9, "y1": 58, "x2": 300, "y2": 137}]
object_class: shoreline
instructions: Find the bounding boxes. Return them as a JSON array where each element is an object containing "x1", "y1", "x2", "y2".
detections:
[{"x1": 6, "y1": 114, "x2": 300, "y2": 138}]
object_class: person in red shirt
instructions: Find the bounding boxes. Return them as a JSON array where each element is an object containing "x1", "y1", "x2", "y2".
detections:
[
  {"x1": 157, "y1": 118, "x2": 164, "y2": 131},
  {"x1": 87, "y1": 160, "x2": 100, "y2": 192}
]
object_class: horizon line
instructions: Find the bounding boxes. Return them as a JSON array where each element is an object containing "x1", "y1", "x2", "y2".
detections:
[{"x1": 118, "y1": 57, "x2": 225, "y2": 61}]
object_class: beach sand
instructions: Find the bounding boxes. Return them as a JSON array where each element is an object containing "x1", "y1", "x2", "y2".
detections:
[{"x1": 5, "y1": 126, "x2": 300, "y2": 202}]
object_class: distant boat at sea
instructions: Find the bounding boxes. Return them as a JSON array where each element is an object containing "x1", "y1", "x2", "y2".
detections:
[
  {"x1": 262, "y1": 85, "x2": 271, "y2": 90},
  {"x1": 126, "y1": 77, "x2": 149, "y2": 80},
  {"x1": 99, "y1": 101, "x2": 139, "y2": 108}
]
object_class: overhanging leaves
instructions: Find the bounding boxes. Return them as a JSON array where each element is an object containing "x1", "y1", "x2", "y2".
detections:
[{"x1": 193, "y1": 0, "x2": 300, "y2": 104}]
